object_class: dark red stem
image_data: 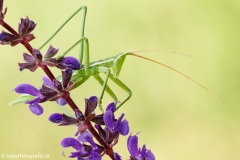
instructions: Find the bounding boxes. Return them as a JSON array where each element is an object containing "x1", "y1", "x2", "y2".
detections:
[{"x1": 1, "y1": 21, "x2": 19, "y2": 37}]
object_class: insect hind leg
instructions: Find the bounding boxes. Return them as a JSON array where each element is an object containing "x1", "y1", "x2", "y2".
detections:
[{"x1": 108, "y1": 73, "x2": 132, "y2": 111}]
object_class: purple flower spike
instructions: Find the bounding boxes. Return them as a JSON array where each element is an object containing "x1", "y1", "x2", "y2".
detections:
[
  {"x1": 14, "y1": 84, "x2": 44, "y2": 115},
  {"x1": 127, "y1": 134, "x2": 155, "y2": 160}
]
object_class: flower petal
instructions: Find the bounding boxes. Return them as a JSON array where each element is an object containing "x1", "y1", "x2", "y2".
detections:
[
  {"x1": 18, "y1": 62, "x2": 37, "y2": 72},
  {"x1": 25, "y1": 96, "x2": 41, "y2": 104},
  {"x1": 62, "y1": 56, "x2": 81, "y2": 70},
  {"x1": 140, "y1": 144, "x2": 147, "y2": 158},
  {"x1": 18, "y1": 17, "x2": 36, "y2": 37},
  {"x1": 146, "y1": 150, "x2": 155, "y2": 160},
  {"x1": 14, "y1": 84, "x2": 39, "y2": 96},
  {"x1": 84, "y1": 97, "x2": 98, "y2": 117},
  {"x1": 88, "y1": 152, "x2": 101, "y2": 160},
  {"x1": 49, "y1": 113, "x2": 63, "y2": 123},
  {"x1": 89, "y1": 96, "x2": 97, "y2": 103},
  {"x1": 44, "y1": 45, "x2": 59, "y2": 59},
  {"x1": 42, "y1": 76, "x2": 53, "y2": 88},
  {"x1": 56, "y1": 98, "x2": 67, "y2": 106},
  {"x1": 103, "y1": 110, "x2": 115, "y2": 131},
  {"x1": 53, "y1": 79, "x2": 63, "y2": 92},
  {"x1": 29, "y1": 103, "x2": 43, "y2": 115},
  {"x1": 32, "y1": 49, "x2": 42, "y2": 61},
  {"x1": 106, "y1": 102, "x2": 116, "y2": 112},
  {"x1": 77, "y1": 131, "x2": 97, "y2": 149},
  {"x1": 91, "y1": 114, "x2": 105, "y2": 125},
  {"x1": 0, "y1": 31, "x2": 18, "y2": 45},
  {"x1": 23, "y1": 53, "x2": 35, "y2": 62},
  {"x1": 62, "y1": 68, "x2": 72, "y2": 88},
  {"x1": 118, "y1": 119, "x2": 129, "y2": 136},
  {"x1": 61, "y1": 137, "x2": 82, "y2": 150},
  {"x1": 127, "y1": 134, "x2": 139, "y2": 158}
]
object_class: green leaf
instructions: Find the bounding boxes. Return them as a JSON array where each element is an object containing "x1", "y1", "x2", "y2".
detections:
[{"x1": 9, "y1": 94, "x2": 35, "y2": 106}]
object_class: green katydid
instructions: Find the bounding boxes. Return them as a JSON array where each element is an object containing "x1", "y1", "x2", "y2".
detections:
[{"x1": 9, "y1": 6, "x2": 221, "y2": 111}]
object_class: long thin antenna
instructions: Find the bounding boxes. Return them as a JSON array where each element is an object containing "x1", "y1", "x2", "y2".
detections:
[
  {"x1": 130, "y1": 52, "x2": 222, "y2": 106},
  {"x1": 129, "y1": 49, "x2": 206, "y2": 61}
]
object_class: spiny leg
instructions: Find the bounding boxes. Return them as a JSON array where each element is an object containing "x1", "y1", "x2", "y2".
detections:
[
  {"x1": 109, "y1": 73, "x2": 132, "y2": 111},
  {"x1": 94, "y1": 74, "x2": 118, "y2": 105}
]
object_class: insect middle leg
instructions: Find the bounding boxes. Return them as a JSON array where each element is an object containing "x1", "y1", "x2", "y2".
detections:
[{"x1": 94, "y1": 74, "x2": 118, "y2": 108}]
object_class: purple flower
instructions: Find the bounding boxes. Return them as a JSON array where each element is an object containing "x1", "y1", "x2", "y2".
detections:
[
  {"x1": 61, "y1": 132, "x2": 102, "y2": 160},
  {"x1": 18, "y1": 16, "x2": 36, "y2": 42},
  {"x1": 103, "y1": 102, "x2": 129, "y2": 136},
  {"x1": 14, "y1": 84, "x2": 44, "y2": 115},
  {"x1": 93, "y1": 102, "x2": 129, "y2": 150},
  {"x1": 18, "y1": 45, "x2": 81, "y2": 72},
  {"x1": 39, "y1": 69, "x2": 74, "y2": 105},
  {"x1": 0, "y1": 31, "x2": 19, "y2": 46},
  {"x1": 14, "y1": 70, "x2": 74, "y2": 115},
  {"x1": 18, "y1": 49, "x2": 42, "y2": 72},
  {"x1": 49, "y1": 113, "x2": 80, "y2": 126},
  {"x1": 127, "y1": 134, "x2": 155, "y2": 160},
  {"x1": 49, "y1": 96, "x2": 103, "y2": 131}
]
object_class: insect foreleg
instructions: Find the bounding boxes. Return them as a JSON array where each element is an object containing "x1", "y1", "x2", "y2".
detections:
[{"x1": 38, "y1": 6, "x2": 87, "y2": 56}]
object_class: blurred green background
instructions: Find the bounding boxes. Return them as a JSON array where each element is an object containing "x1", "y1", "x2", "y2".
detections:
[{"x1": 1, "y1": 0, "x2": 240, "y2": 159}]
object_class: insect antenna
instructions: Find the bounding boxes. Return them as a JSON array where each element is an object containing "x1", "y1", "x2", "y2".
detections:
[
  {"x1": 129, "y1": 49, "x2": 206, "y2": 61},
  {"x1": 129, "y1": 52, "x2": 222, "y2": 106}
]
